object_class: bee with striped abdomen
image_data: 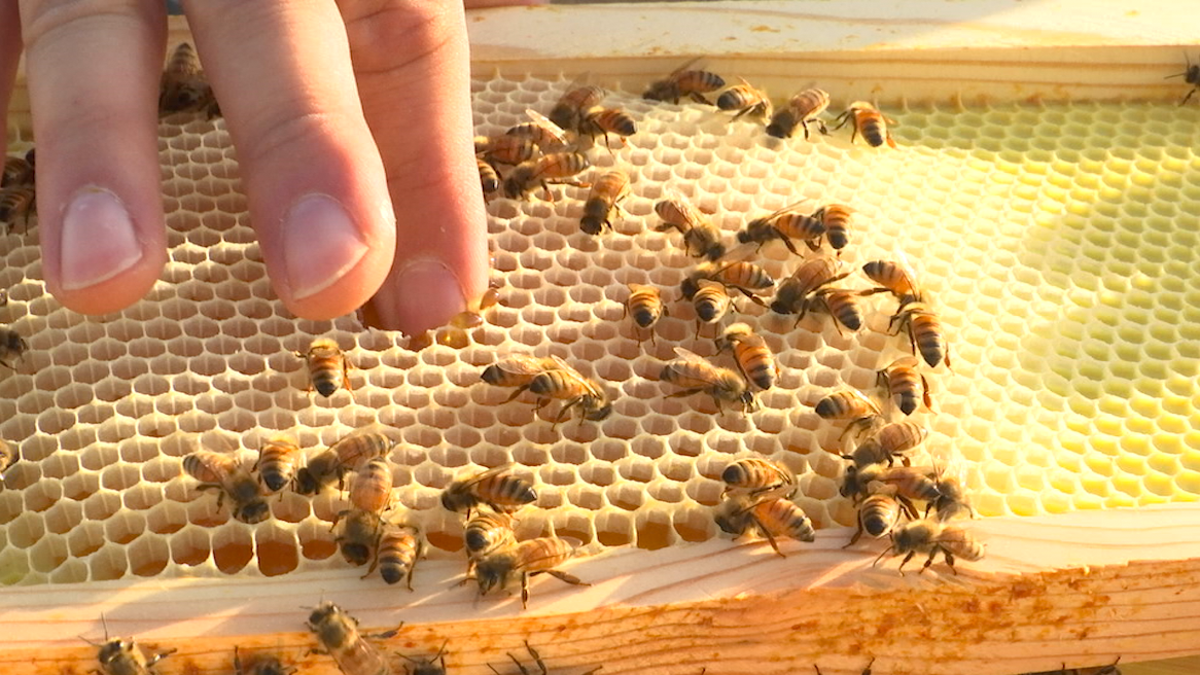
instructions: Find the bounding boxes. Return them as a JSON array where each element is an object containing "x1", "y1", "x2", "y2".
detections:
[
  {"x1": 442, "y1": 464, "x2": 537, "y2": 515},
  {"x1": 511, "y1": 357, "x2": 612, "y2": 425},
  {"x1": 253, "y1": 435, "x2": 301, "y2": 493},
  {"x1": 874, "y1": 421, "x2": 929, "y2": 463},
  {"x1": 716, "y1": 323, "x2": 778, "y2": 390},
  {"x1": 625, "y1": 283, "x2": 666, "y2": 344},
  {"x1": 580, "y1": 169, "x2": 630, "y2": 235},
  {"x1": 717, "y1": 77, "x2": 773, "y2": 121},
  {"x1": 877, "y1": 356, "x2": 932, "y2": 416},
  {"x1": 364, "y1": 522, "x2": 422, "y2": 589},
  {"x1": 766, "y1": 88, "x2": 830, "y2": 139},
  {"x1": 503, "y1": 152, "x2": 591, "y2": 201},
  {"x1": 643, "y1": 59, "x2": 725, "y2": 104},
  {"x1": 0, "y1": 186, "x2": 36, "y2": 233},
  {"x1": 721, "y1": 457, "x2": 795, "y2": 498},
  {"x1": 548, "y1": 83, "x2": 605, "y2": 133},
  {"x1": 660, "y1": 347, "x2": 755, "y2": 412},
  {"x1": 862, "y1": 257, "x2": 922, "y2": 306},
  {"x1": 464, "y1": 507, "x2": 517, "y2": 563},
  {"x1": 928, "y1": 464, "x2": 976, "y2": 521},
  {"x1": 691, "y1": 279, "x2": 733, "y2": 337},
  {"x1": 1167, "y1": 54, "x2": 1200, "y2": 106},
  {"x1": 507, "y1": 109, "x2": 571, "y2": 151},
  {"x1": 183, "y1": 443, "x2": 270, "y2": 524},
  {"x1": 716, "y1": 493, "x2": 815, "y2": 557},
  {"x1": 306, "y1": 602, "x2": 392, "y2": 675},
  {"x1": 800, "y1": 287, "x2": 867, "y2": 334},
  {"x1": 88, "y1": 614, "x2": 176, "y2": 675},
  {"x1": 580, "y1": 106, "x2": 638, "y2": 148},
  {"x1": 810, "y1": 203, "x2": 853, "y2": 252},
  {"x1": 348, "y1": 457, "x2": 394, "y2": 516},
  {"x1": 335, "y1": 508, "x2": 384, "y2": 567},
  {"x1": 471, "y1": 536, "x2": 588, "y2": 608},
  {"x1": 477, "y1": 157, "x2": 501, "y2": 199},
  {"x1": 295, "y1": 337, "x2": 351, "y2": 398},
  {"x1": 158, "y1": 42, "x2": 216, "y2": 116},
  {"x1": 835, "y1": 101, "x2": 898, "y2": 149},
  {"x1": 875, "y1": 518, "x2": 984, "y2": 575},
  {"x1": 294, "y1": 425, "x2": 395, "y2": 496},
  {"x1": 482, "y1": 354, "x2": 561, "y2": 391},
  {"x1": 737, "y1": 201, "x2": 824, "y2": 255},
  {"x1": 847, "y1": 490, "x2": 904, "y2": 547},
  {"x1": 814, "y1": 388, "x2": 883, "y2": 440},
  {"x1": 475, "y1": 134, "x2": 539, "y2": 167},
  {"x1": 890, "y1": 301, "x2": 952, "y2": 370},
  {"x1": 655, "y1": 190, "x2": 726, "y2": 261},
  {"x1": 2, "y1": 156, "x2": 33, "y2": 187},
  {"x1": 683, "y1": 260, "x2": 774, "y2": 303},
  {"x1": 770, "y1": 256, "x2": 848, "y2": 316}
]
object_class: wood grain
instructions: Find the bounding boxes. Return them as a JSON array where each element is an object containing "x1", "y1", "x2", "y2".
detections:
[{"x1": 0, "y1": 504, "x2": 1196, "y2": 675}]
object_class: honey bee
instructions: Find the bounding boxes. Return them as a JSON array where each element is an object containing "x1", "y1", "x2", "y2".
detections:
[
  {"x1": 493, "y1": 641, "x2": 601, "y2": 675},
  {"x1": 475, "y1": 134, "x2": 539, "y2": 167},
  {"x1": 766, "y1": 88, "x2": 830, "y2": 139},
  {"x1": 770, "y1": 256, "x2": 848, "y2": 315},
  {"x1": 691, "y1": 280, "x2": 733, "y2": 337},
  {"x1": 737, "y1": 201, "x2": 824, "y2": 255},
  {"x1": 875, "y1": 518, "x2": 984, "y2": 575},
  {"x1": 580, "y1": 169, "x2": 630, "y2": 235},
  {"x1": 890, "y1": 301, "x2": 952, "y2": 370},
  {"x1": 654, "y1": 191, "x2": 726, "y2": 261},
  {"x1": 715, "y1": 493, "x2": 815, "y2": 557},
  {"x1": 503, "y1": 152, "x2": 591, "y2": 201},
  {"x1": 1023, "y1": 658, "x2": 1123, "y2": 675},
  {"x1": 548, "y1": 83, "x2": 605, "y2": 132},
  {"x1": 399, "y1": 642, "x2": 450, "y2": 675},
  {"x1": 580, "y1": 106, "x2": 638, "y2": 147},
  {"x1": 234, "y1": 647, "x2": 297, "y2": 675},
  {"x1": 482, "y1": 354, "x2": 561, "y2": 389},
  {"x1": 625, "y1": 283, "x2": 666, "y2": 343},
  {"x1": 253, "y1": 435, "x2": 301, "y2": 493},
  {"x1": 0, "y1": 186, "x2": 36, "y2": 232},
  {"x1": 88, "y1": 615, "x2": 176, "y2": 675},
  {"x1": 716, "y1": 323, "x2": 778, "y2": 390},
  {"x1": 517, "y1": 359, "x2": 613, "y2": 425},
  {"x1": 0, "y1": 439, "x2": 16, "y2": 484},
  {"x1": 478, "y1": 157, "x2": 501, "y2": 198},
  {"x1": 660, "y1": 346, "x2": 756, "y2": 412},
  {"x1": 442, "y1": 464, "x2": 537, "y2": 515},
  {"x1": 847, "y1": 491, "x2": 903, "y2": 547},
  {"x1": 507, "y1": 109, "x2": 571, "y2": 151},
  {"x1": 810, "y1": 204, "x2": 853, "y2": 252},
  {"x1": 813, "y1": 388, "x2": 883, "y2": 440},
  {"x1": 800, "y1": 287, "x2": 867, "y2": 334},
  {"x1": 0, "y1": 326, "x2": 28, "y2": 370},
  {"x1": 464, "y1": 507, "x2": 517, "y2": 561},
  {"x1": 364, "y1": 522, "x2": 422, "y2": 588},
  {"x1": 294, "y1": 426, "x2": 395, "y2": 496},
  {"x1": 306, "y1": 602, "x2": 392, "y2": 675},
  {"x1": 721, "y1": 457, "x2": 795, "y2": 497},
  {"x1": 875, "y1": 421, "x2": 929, "y2": 462},
  {"x1": 683, "y1": 260, "x2": 775, "y2": 302},
  {"x1": 294, "y1": 337, "x2": 352, "y2": 397},
  {"x1": 717, "y1": 77, "x2": 773, "y2": 120},
  {"x1": 1167, "y1": 54, "x2": 1200, "y2": 105},
  {"x1": 877, "y1": 356, "x2": 932, "y2": 416},
  {"x1": 349, "y1": 457, "x2": 394, "y2": 515},
  {"x1": 643, "y1": 59, "x2": 726, "y2": 104},
  {"x1": 158, "y1": 42, "x2": 218, "y2": 116},
  {"x1": 182, "y1": 446, "x2": 270, "y2": 524},
  {"x1": 2, "y1": 156, "x2": 33, "y2": 187},
  {"x1": 835, "y1": 101, "x2": 898, "y2": 149},
  {"x1": 929, "y1": 465, "x2": 976, "y2": 521},
  {"x1": 336, "y1": 508, "x2": 384, "y2": 566},
  {"x1": 472, "y1": 536, "x2": 588, "y2": 608},
  {"x1": 862, "y1": 258, "x2": 922, "y2": 305},
  {"x1": 842, "y1": 464, "x2": 938, "y2": 514}
]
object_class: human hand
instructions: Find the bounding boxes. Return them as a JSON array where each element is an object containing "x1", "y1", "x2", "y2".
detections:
[{"x1": 0, "y1": 0, "x2": 530, "y2": 335}]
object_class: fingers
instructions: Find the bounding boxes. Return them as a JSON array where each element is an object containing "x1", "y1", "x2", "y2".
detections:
[
  {"x1": 0, "y1": 3, "x2": 22, "y2": 154},
  {"x1": 182, "y1": 1, "x2": 396, "y2": 321},
  {"x1": 341, "y1": 0, "x2": 488, "y2": 335},
  {"x1": 19, "y1": 0, "x2": 168, "y2": 314}
]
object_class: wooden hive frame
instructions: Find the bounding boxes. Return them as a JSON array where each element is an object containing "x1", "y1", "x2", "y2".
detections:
[{"x1": 2, "y1": 2, "x2": 1199, "y2": 675}]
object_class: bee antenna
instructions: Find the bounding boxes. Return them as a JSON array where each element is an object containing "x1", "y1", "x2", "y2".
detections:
[
  {"x1": 101, "y1": 612, "x2": 110, "y2": 641},
  {"x1": 871, "y1": 542, "x2": 894, "y2": 568}
]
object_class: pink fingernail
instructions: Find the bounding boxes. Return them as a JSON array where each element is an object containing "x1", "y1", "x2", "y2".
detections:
[
  {"x1": 283, "y1": 194, "x2": 369, "y2": 300},
  {"x1": 60, "y1": 187, "x2": 144, "y2": 291},
  {"x1": 373, "y1": 259, "x2": 467, "y2": 335}
]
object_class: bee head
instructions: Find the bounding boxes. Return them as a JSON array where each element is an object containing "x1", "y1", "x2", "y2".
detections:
[
  {"x1": 339, "y1": 541, "x2": 372, "y2": 566},
  {"x1": 97, "y1": 639, "x2": 133, "y2": 665},
  {"x1": 679, "y1": 277, "x2": 699, "y2": 300},
  {"x1": 441, "y1": 489, "x2": 468, "y2": 513},
  {"x1": 235, "y1": 501, "x2": 270, "y2": 524},
  {"x1": 579, "y1": 217, "x2": 604, "y2": 236},
  {"x1": 584, "y1": 401, "x2": 614, "y2": 422},
  {"x1": 293, "y1": 469, "x2": 318, "y2": 496},
  {"x1": 473, "y1": 559, "x2": 507, "y2": 595}
]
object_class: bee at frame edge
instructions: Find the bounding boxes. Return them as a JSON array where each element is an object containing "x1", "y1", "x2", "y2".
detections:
[
  {"x1": 488, "y1": 641, "x2": 602, "y2": 675},
  {"x1": 85, "y1": 614, "x2": 177, "y2": 675},
  {"x1": 305, "y1": 602, "x2": 393, "y2": 675},
  {"x1": 234, "y1": 647, "x2": 298, "y2": 675},
  {"x1": 1166, "y1": 54, "x2": 1200, "y2": 106}
]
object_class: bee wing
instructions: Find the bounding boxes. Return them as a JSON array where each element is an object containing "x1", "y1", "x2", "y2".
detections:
[
  {"x1": 756, "y1": 199, "x2": 812, "y2": 223},
  {"x1": 513, "y1": 537, "x2": 578, "y2": 572},
  {"x1": 200, "y1": 429, "x2": 241, "y2": 456},
  {"x1": 524, "y1": 109, "x2": 570, "y2": 146},
  {"x1": 666, "y1": 347, "x2": 727, "y2": 385},
  {"x1": 660, "y1": 186, "x2": 710, "y2": 222},
  {"x1": 892, "y1": 248, "x2": 922, "y2": 294},
  {"x1": 842, "y1": 387, "x2": 882, "y2": 414},
  {"x1": 457, "y1": 463, "x2": 518, "y2": 490},
  {"x1": 666, "y1": 55, "x2": 705, "y2": 78},
  {"x1": 494, "y1": 354, "x2": 557, "y2": 377}
]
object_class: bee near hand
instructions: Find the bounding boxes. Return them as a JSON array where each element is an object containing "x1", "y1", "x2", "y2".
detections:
[{"x1": 0, "y1": 0, "x2": 535, "y2": 335}]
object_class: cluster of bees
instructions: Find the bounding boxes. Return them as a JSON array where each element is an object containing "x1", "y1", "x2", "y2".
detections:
[{"x1": 89, "y1": 600, "x2": 591, "y2": 675}]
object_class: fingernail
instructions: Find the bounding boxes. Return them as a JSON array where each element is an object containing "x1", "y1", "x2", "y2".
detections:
[
  {"x1": 60, "y1": 187, "x2": 144, "y2": 291},
  {"x1": 282, "y1": 194, "x2": 369, "y2": 300},
  {"x1": 375, "y1": 259, "x2": 467, "y2": 335}
]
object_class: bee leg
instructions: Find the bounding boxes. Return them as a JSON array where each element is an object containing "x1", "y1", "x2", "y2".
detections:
[
  {"x1": 896, "y1": 550, "x2": 916, "y2": 575},
  {"x1": 524, "y1": 640, "x2": 549, "y2": 675},
  {"x1": 520, "y1": 571, "x2": 531, "y2": 609},
  {"x1": 844, "y1": 519, "x2": 865, "y2": 548},
  {"x1": 504, "y1": 384, "x2": 532, "y2": 403},
  {"x1": 543, "y1": 569, "x2": 589, "y2": 587},
  {"x1": 341, "y1": 357, "x2": 353, "y2": 393},
  {"x1": 147, "y1": 648, "x2": 177, "y2": 667}
]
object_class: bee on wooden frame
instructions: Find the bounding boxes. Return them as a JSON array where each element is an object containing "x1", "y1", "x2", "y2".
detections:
[
  {"x1": 874, "y1": 518, "x2": 984, "y2": 575},
  {"x1": 305, "y1": 602, "x2": 391, "y2": 675},
  {"x1": 1167, "y1": 53, "x2": 1200, "y2": 105},
  {"x1": 85, "y1": 614, "x2": 176, "y2": 675},
  {"x1": 488, "y1": 641, "x2": 602, "y2": 675},
  {"x1": 234, "y1": 646, "x2": 297, "y2": 675},
  {"x1": 471, "y1": 536, "x2": 588, "y2": 608}
]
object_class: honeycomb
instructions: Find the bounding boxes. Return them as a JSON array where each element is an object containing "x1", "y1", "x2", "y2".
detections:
[{"x1": 1, "y1": 75, "x2": 1198, "y2": 588}]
